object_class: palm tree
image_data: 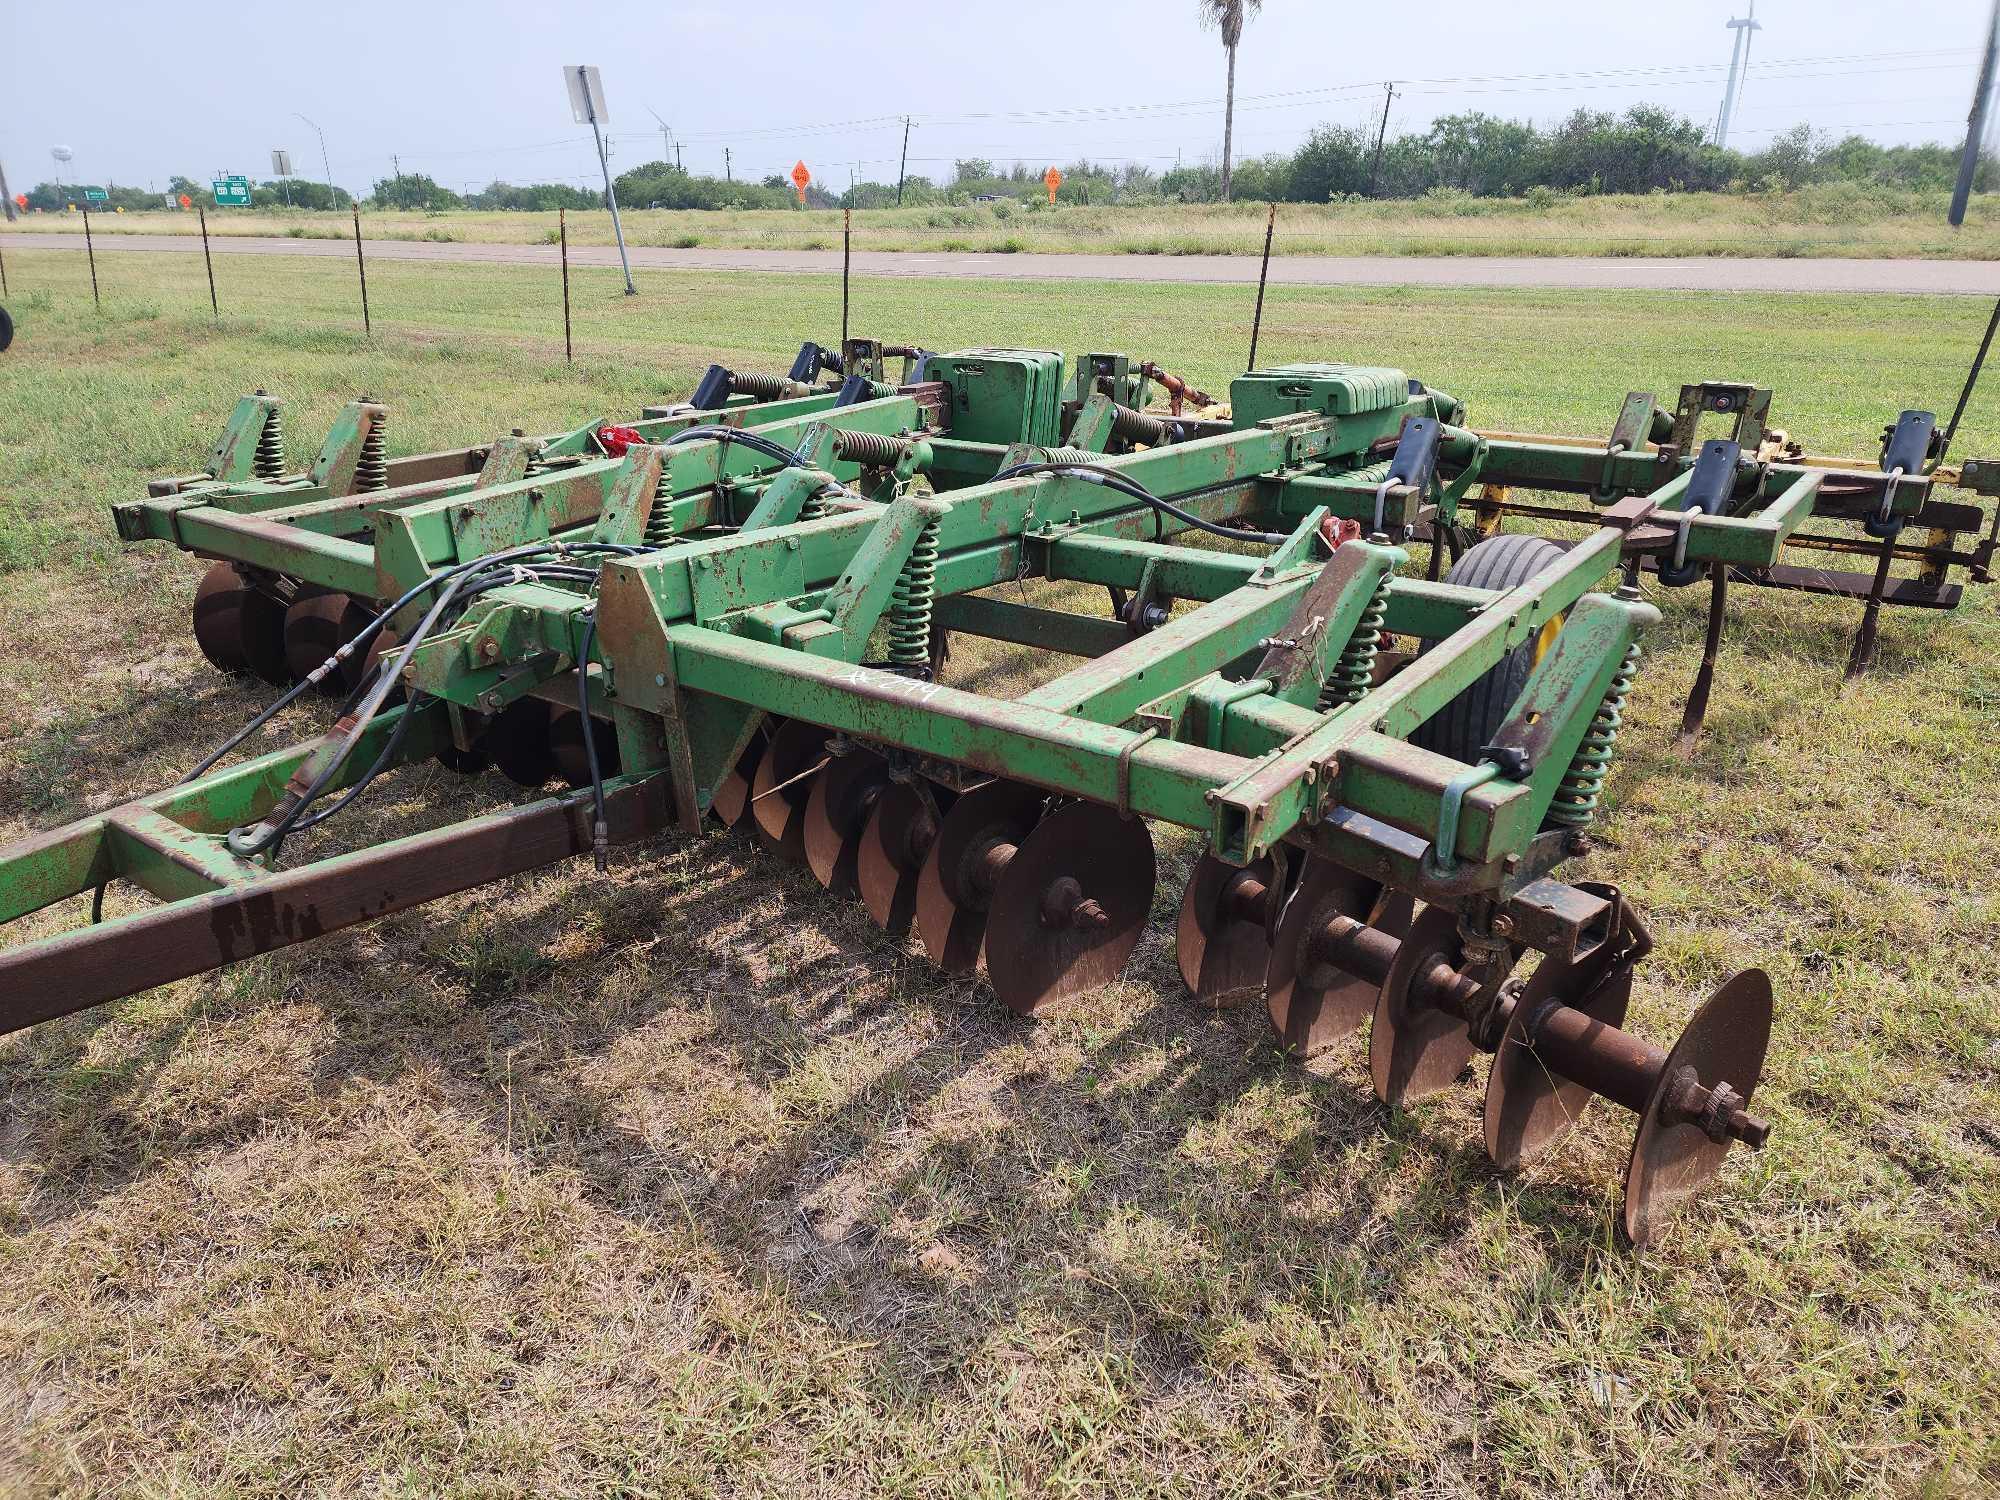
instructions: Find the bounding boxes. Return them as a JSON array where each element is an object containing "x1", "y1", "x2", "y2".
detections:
[{"x1": 1199, "y1": 0, "x2": 1263, "y2": 201}]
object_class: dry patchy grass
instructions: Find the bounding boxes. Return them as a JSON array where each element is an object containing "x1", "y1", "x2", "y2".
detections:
[
  {"x1": 10, "y1": 185, "x2": 2000, "y2": 261},
  {"x1": 0, "y1": 257, "x2": 1996, "y2": 1497}
]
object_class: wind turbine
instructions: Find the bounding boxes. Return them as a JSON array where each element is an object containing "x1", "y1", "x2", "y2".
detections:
[{"x1": 1713, "y1": 1, "x2": 1763, "y2": 150}]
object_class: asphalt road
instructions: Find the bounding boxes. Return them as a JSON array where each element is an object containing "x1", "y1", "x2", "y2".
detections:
[{"x1": 5, "y1": 231, "x2": 1997, "y2": 294}]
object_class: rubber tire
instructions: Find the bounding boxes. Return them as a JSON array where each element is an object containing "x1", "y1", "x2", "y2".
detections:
[
  {"x1": 0, "y1": 305, "x2": 12, "y2": 352},
  {"x1": 1411, "y1": 533, "x2": 1566, "y2": 766}
]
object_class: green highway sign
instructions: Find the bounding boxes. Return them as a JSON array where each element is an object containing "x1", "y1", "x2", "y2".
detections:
[
  {"x1": 212, "y1": 175, "x2": 251, "y2": 207},
  {"x1": 82, "y1": 187, "x2": 108, "y2": 202}
]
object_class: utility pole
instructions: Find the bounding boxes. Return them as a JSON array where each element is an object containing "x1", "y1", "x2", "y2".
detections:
[
  {"x1": 676, "y1": 142, "x2": 683, "y2": 172},
  {"x1": 296, "y1": 114, "x2": 334, "y2": 206},
  {"x1": 1952, "y1": 0, "x2": 2000, "y2": 225},
  {"x1": 1369, "y1": 83, "x2": 1397, "y2": 197},
  {"x1": 1713, "y1": 1, "x2": 1762, "y2": 150},
  {"x1": 895, "y1": 115, "x2": 912, "y2": 206},
  {"x1": 725, "y1": 147, "x2": 732, "y2": 182}
]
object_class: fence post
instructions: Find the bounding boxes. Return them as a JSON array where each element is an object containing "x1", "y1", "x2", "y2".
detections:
[
  {"x1": 560, "y1": 207, "x2": 573, "y2": 364},
  {"x1": 351, "y1": 204, "x2": 371, "y2": 336},
  {"x1": 82, "y1": 205, "x2": 101, "y2": 310},
  {"x1": 199, "y1": 209, "x2": 219, "y2": 320},
  {"x1": 1247, "y1": 202, "x2": 1277, "y2": 372}
]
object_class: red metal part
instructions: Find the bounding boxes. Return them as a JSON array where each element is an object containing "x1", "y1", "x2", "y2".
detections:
[
  {"x1": 596, "y1": 424, "x2": 646, "y2": 457},
  {"x1": 1317, "y1": 515, "x2": 1362, "y2": 552}
]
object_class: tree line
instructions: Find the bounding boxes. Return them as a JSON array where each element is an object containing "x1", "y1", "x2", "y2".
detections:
[{"x1": 15, "y1": 105, "x2": 1993, "y2": 216}]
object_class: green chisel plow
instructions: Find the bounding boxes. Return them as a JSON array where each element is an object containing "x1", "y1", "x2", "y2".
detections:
[{"x1": 2, "y1": 331, "x2": 1991, "y2": 1250}]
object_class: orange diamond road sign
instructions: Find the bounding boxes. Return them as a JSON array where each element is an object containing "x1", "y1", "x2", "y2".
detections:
[
  {"x1": 1044, "y1": 166, "x2": 1063, "y2": 204},
  {"x1": 177, "y1": 194, "x2": 192, "y2": 209},
  {"x1": 791, "y1": 161, "x2": 811, "y2": 205}
]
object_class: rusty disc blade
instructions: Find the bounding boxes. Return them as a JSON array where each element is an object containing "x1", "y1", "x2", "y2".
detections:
[
  {"x1": 193, "y1": 561, "x2": 290, "y2": 684},
  {"x1": 857, "y1": 780, "x2": 952, "y2": 935},
  {"x1": 712, "y1": 721, "x2": 772, "y2": 829},
  {"x1": 549, "y1": 707, "x2": 621, "y2": 789},
  {"x1": 1175, "y1": 852, "x2": 1278, "y2": 1010},
  {"x1": 984, "y1": 802, "x2": 1156, "y2": 1017},
  {"x1": 1370, "y1": 903, "x2": 1478, "y2": 1106},
  {"x1": 749, "y1": 718, "x2": 828, "y2": 861},
  {"x1": 1266, "y1": 857, "x2": 1413, "y2": 1054},
  {"x1": 803, "y1": 749, "x2": 893, "y2": 895},
  {"x1": 914, "y1": 779, "x2": 1045, "y2": 972},
  {"x1": 486, "y1": 697, "x2": 558, "y2": 788},
  {"x1": 1623, "y1": 968, "x2": 1772, "y2": 1250},
  {"x1": 283, "y1": 588, "x2": 368, "y2": 695},
  {"x1": 434, "y1": 722, "x2": 492, "y2": 777},
  {"x1": 192, "y1": 561, "x2": 253, "y2": 675},
  {"x1": 1482, "y1": 954, "x2": 1634, "y2": 1170}
]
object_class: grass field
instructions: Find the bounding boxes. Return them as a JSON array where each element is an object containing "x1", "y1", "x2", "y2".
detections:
[
  {"x1": 11, "y1": 185, "x2": 2000, "y2": 261},
  {"x1": 0, "y1": 249, "x2": 1997, "y2": 1497}
]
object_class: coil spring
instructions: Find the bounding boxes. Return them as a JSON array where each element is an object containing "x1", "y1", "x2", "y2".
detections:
[
  {"x1": 832, "y1": 429, "x2": 910, "y2": 468},
  {"x1": 1318, "y1": 570, "x2": 1392, "y2": 710},
  {"x1": 1039, "y1": 447, "x2": 1099, "y2": 467},
  {"x1": 253, "y1": 406, "x2": 286, "y2": 480},
  {"x1": 355, "y1": 410, "x2": 388, "y2": 492},
  {"x1": 643, "y1": 467, "x2": 675, "y2": 545},
  {"x1": 1109, "y1": 404, "x2": 1171, "y2": 448},
  {"x1": 735, "y1": 371, "x2": 811, "y2": 401},
  {"x1": 887, "y1": 516, "x2": 941, "y2": 670},
  {"x1": 1546, "y1": 642, "x2": 1639, "y2": 828}
]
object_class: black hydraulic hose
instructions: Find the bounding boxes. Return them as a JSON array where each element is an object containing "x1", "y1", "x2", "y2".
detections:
[
  {"x1": 257, "y1": 558, "x2": 637, "y2": 856},
  {"x1": 89, "y1": 540, "x2": 666, "y2": 923},
  {"x1": 282, "y1": 684, "x2": 424, "y2": 837},
  {"x1": 666, "y1": 422, "x2": 861, "y2": 505},
  {"x1": 226, "y1": 564, "x2": 486, "y2": 858},
  {"x1": 241, "y1": 540, "x2": 667, "y2": 855},
  {"x1": 665, "y1": 424, "x2": 806, "y2": 468},
  {"x1": 989, "y1": 460, "x2": 1287, "y2": 546},
  {"x1": 180, "y1": 541, "x2": 645, "y2": 786}
]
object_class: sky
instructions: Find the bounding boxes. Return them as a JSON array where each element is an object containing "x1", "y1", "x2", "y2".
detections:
[{"x1": 0, "y1": 0, "x2": 1991, "y2": 198}]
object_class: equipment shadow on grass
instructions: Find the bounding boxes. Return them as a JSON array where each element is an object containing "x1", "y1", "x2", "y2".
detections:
[{"x1": 1, "y1": 788, "x2": 1619, "y2": 1388}]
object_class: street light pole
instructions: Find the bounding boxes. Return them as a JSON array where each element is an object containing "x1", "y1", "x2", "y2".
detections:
[{"x1": 295, "y1": 113, "x2": 335, "y2": 206}]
